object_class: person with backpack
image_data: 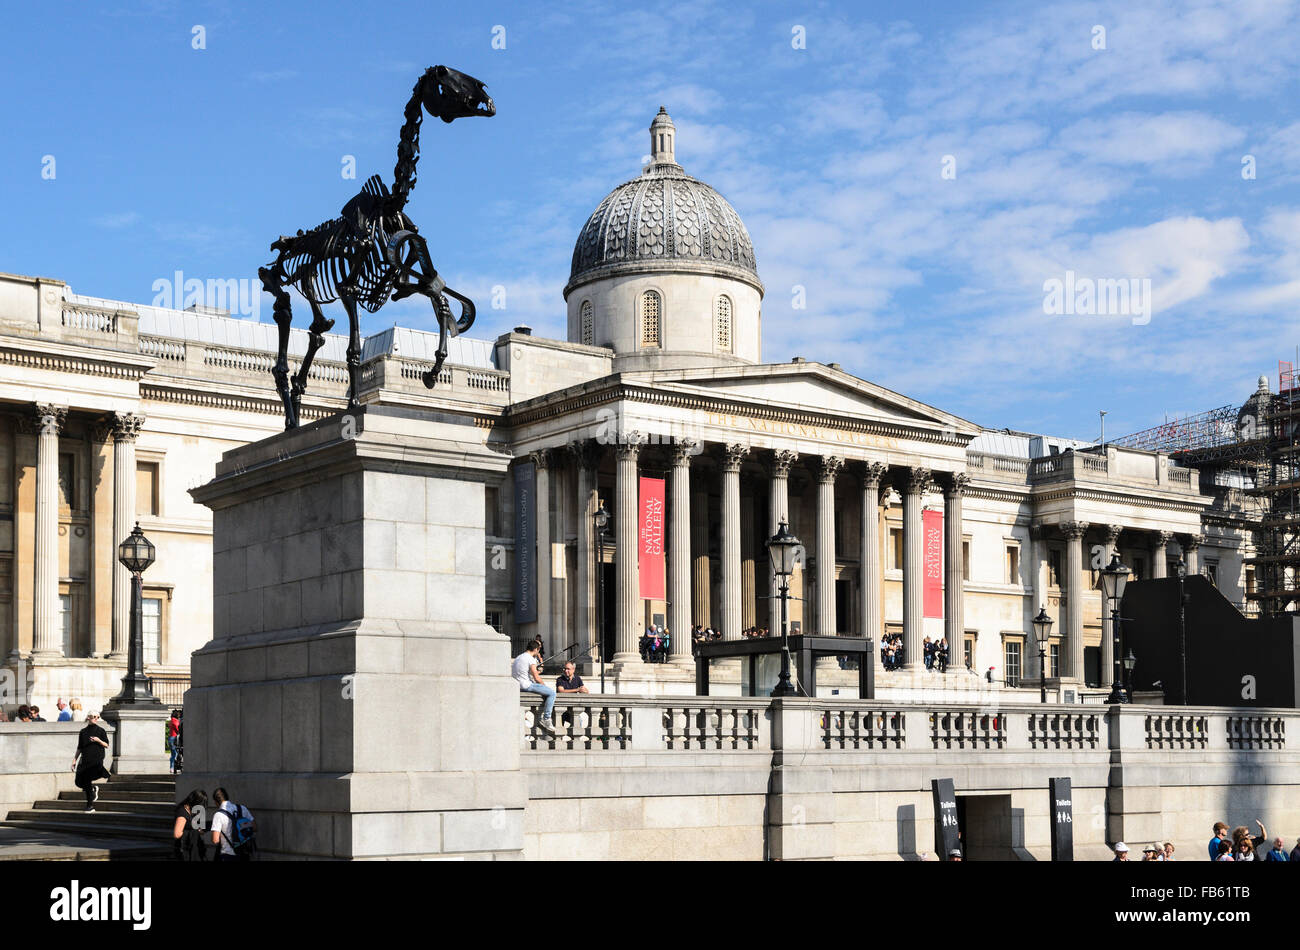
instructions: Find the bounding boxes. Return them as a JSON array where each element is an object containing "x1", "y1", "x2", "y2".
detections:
[{"x1": 210, "y1": 787, "x2": 257, "y2": 861}]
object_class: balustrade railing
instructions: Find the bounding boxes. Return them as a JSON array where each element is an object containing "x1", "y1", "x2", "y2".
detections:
[
  {"x1": 61, "y1": 304, "x2": 119, "y2": 334},
  {"x1": 519, "y1": 696, "x2": 1294, "y2": 758}
]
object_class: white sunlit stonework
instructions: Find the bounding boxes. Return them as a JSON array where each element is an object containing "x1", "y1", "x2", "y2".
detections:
[{"x1": 0, "y1": 108, "x2": 1254, "y2": 710}]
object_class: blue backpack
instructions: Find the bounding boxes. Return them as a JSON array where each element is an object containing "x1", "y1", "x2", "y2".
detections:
[{"x1": 219, "y1": 803, "x2": 257, "y2": 859}]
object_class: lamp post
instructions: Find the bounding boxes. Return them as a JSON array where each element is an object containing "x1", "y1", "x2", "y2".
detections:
[
  {"x1": 1100, "y1": 553, "x2": 1130, "y2": 705},
  {"x1": 1175, "y1": 557, "x2": 1188, "y2": 704},
  {"x1": 1032, "y1": 606, "x2": 1053, "y2": 704},
  {"x1": 1122, "y1": 649, "x2": 1137, "y2": 704},
  {"x1": 594, "y1": 501, "x2": 609, "y2": 696},
  {"x1": 766, "y1": 518, "x2": 801, "y2": 697},
  {"x1": 109, "y1": 522, "x2": 162, "y2": 705}
]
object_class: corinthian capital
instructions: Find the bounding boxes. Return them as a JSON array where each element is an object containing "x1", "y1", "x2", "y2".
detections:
[
  {"x1": 614, "y1": 431, "x2": 644, "y2": 461},
  {"x1": 1155, "y1": 530, "x2": 1174, "y2": 547},
  {"x1": 670, "y1": 439, "x2": 699, "y2": 466},
  {"x1": 527, "y1": 448, "x2": 552, "y2": 470},
  {"x1": 722, "y1": 443, "x2": 750, "y2": 473},
  {"x1": 24, "y1": 403, "x2": 68, "y2": 437},
  {"x1": 770, "y1": 449, "x2": 799, "y2": 478},
  {"x1": 1104, "y1": 523, "x2": 1123, "y2": 546},
  {"x1": 945, "y1": 472, "x2": 972, "y2": 496},
  {"x1": 1182, "y1": 533, "x2": 1205, "y2": 551},
  {"x1": 903, "y1": 466, "x2": 932, "y2": 496},
  {"x1": 110, "y1": 412, "x2": 146, "y2": 444},
  {"x1": 860, "y1": 460, "x2": 888, "y2": 487},
  {"x1": 819, "y1": 455, "x2": 844, "y2": 483},
  {"x1": 1060, "y1": 520, "x2": 1089, "y2": 541}
]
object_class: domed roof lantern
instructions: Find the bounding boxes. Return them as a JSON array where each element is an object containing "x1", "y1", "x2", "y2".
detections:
[{"x1": 650, "y1": 106, "x2": 676, "y2": 166}]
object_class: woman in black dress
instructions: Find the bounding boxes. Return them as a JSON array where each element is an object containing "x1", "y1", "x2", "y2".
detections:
[{"x1": 72, "y1": 713, "x2": 111, "y2": 812}]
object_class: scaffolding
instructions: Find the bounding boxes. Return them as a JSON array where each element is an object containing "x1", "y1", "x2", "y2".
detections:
[
  {"x1": 1246, "y1": 362, "x2": 1300, "y2": 615},
  {"x1": 1112, "y1": 361, "x2": 1297, "y2": 616}
]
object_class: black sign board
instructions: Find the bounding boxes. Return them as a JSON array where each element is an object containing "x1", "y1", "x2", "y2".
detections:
[
  {"x1": 931, "y1": 778, "x2": 960, "y2": 860},
  {"x1": 513, "y1": 461, "x2": 536, "y2": 624},
  {"x1": 1050, "y1": 776, "x2": 1073, "y2": 861}
]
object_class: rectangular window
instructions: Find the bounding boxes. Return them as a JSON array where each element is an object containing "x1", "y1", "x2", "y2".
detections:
[
  {"x1": 889, "y1": 528, "x2": 903, "y2": 571},
  {"x1": 485, "y1": 486, "x2": 500, "y2": 537},
  {"x1": 1006, "y1": 545, "x2": 1020, "y2": 585},
  {"x1": 58, "y1": 453, "x2": 75, "y2": 509},
  {"x1": 136, "y1": 461, "x2": 159, "y2": 517},
  {"x1": 1004, "y1": 639, "x2": 1022, "y2": 687},
  {"x1": 962, "y1": 540, "x2": 970, "y2": 581},
  {"x1": 1049, "y1": 641, "x2": 1059, "y2": 678},
  {"x1": 963, "y1": 634, "x2": 976, "y2": 671},
  {"x1": 1130, "y1": 555, "x2": 1146, "y2": 581},
  {"x1": 1205, "y1": 559, "x2": 1219, "y2": 587},
  {"x1": 485, "y1": 610, "x2": 504, "y2": 633},
  {"x1": 142, "y1": 596, "x2": 162, "y2": 665},
  {"x1": 1048, "y1": 548, "x2": 1062, "y2": 587},
  {"x1": 1245, "y1": 566, "x2": 1256, "y2": 595},
  {"x1": 59, "y1": 593, "x2": 73, "y2": 657}
]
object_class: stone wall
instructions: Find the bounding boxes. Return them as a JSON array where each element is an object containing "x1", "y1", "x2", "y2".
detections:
[
  {"x1": 0, "y1": 722, "x2": 105, "y2": 819},
  {"x1": 519, "y1": 696, "x2": 1300, "y2": 860}
]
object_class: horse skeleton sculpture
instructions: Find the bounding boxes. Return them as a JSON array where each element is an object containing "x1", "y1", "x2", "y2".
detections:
[{"x1": 259, "y1": 65, "x2": 495, "y2": 429}]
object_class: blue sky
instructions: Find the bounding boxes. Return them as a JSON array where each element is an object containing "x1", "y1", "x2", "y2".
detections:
[{"x1": 2, "y1": 0, "x2": 1298, "y2": 441}]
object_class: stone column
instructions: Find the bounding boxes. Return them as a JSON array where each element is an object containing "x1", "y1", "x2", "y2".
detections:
[
  {"x1": 109, "y1": 413, "x2": 145, "y2": 658},
  {"x1": 1183, "y1": 533, "x2": 1204, "y2": 575},
  {"x1": 669, "y1": 441, "x2": 696, "y2": 665},
  {"x1": 721, "y1": 444, "x2": 749, "y2": 640},
  {"x1": 769, "y1": 450, "x2": 798, "y2": 618},
  {"x1": 1062, "y1": 521, "x2": 1090, "y2": 682},
  {"x1": 1030, "y1": 524, "x2": 1050, "y2": 682},
  {"x1": 816, "y1": 456, "x2": 844, "y2": 635},
  {"x1": 32, "y1": 404, "x2": 67, "y2": 657},
  {"x1": 901, "y1": 467, "x2": 931, "y2": 671},
  {"x1": 691, "y1": 481, "x2": 711, "y2": 629},
  {"x1": 614, "y1": 434, "x2": 643, "y2": 661},
  {"x1": 943, "y1": 473, "x2": 969, "y2": 661},
  {"x1": 1101, "y1": 524, "x2": 1122, "y2": 677},
  {"x1": 859, "y1": 462, "x2": 887, "y2": 647},
  {"x1": 741, "y1": 487, "x2": 756, "y2": 631},
  {"x1": 530, "y1": 450, "x2": 552, "y2": 649},
  {"x1": 1153, "y1": 531, "x2": 1172, "y2": 579},
  {"x1": 569, "y1": 441, "x2": 600, "y2": 661}
]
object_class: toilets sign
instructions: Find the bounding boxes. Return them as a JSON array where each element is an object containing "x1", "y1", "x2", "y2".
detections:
[
  {"x1": 1050, "y1": 776, "x2": 1074, "y2": 862},
  {"x1": 931, "y1": 777, "x2": 960, "y2": 860}
]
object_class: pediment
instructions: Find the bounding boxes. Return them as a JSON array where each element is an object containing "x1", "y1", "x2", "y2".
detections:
[{"x1": 621, "y1": 364, "x2": 978, "y2": 438}]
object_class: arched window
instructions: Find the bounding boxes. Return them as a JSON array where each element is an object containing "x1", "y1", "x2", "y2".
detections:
[
  {"x1": 716, "y1": 294, "x2": 732, "y2": 352},
  {"x1": 641, "y1": 290, "x2": 661, "y2": 347},
  {"x1": 580, "y1": 300, "x2": 593, "y2": 346}
]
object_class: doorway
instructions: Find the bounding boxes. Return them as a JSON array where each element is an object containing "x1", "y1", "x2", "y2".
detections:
[{"x1": 956, "y1": 794, "x2": 1017, "y2": 860}]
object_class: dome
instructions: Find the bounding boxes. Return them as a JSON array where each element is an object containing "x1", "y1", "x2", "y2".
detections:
[{"x1": 565, "y1": 108, "x2": 762, "y2": 298}]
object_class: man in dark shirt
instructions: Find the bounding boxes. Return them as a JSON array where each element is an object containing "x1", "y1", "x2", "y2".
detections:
[
  {"x1": 73, "y1": 713, "x2": 111, "y2": 812},
  {"x1": 556, "y1": 661, "x2": 589, "y2": 695}
]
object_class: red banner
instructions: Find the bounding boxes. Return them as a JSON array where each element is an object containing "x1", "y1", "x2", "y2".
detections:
[
  {"x1": 923, "y1": 509, "x2": 944, "y2": 619},
  {"x1": 638, "y1": 477, "x2": 666, "y2": 600}
]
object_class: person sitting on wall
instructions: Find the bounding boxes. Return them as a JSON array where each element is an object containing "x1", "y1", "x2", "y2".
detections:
[{"x1": 513, "y1": 638, "x2": 557, "y2": 734}]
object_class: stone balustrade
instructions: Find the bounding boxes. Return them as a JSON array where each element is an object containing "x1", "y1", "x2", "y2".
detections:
[
  {"x1": 968, "y1": 449, "x2": 1200, "y2": 494},
  {"x1": 521, "y1": 694, "x2": 1299, "y2": 759}
]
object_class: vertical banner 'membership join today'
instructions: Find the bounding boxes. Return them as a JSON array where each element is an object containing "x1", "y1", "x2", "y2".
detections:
[
  {"x1": 923, "y1": 508, "x2": 944, "y2": 619},
  {"x1": 514, "y1": 460, "x2": 536, "y2": 624},
  {"x1": 639, "y1": 476, "x2": 666, "y2": 601}
]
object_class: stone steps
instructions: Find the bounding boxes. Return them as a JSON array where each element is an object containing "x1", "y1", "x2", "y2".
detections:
[{"x1": 0, "y1": 772, "x2": 176, "y2": 858}]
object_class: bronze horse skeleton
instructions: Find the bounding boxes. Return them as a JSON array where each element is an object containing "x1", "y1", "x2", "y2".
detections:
[{"x1": 259, "y1": 65, "x2": 495, "y2": 429}]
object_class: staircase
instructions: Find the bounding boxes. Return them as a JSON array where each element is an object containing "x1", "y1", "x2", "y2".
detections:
[{"x1": 0, "y1": 773, "x2": 175, "y2": 860}]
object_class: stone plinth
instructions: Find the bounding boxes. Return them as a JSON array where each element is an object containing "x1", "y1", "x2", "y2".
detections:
[
  {"x1": 187, "y1": 405, "x2": 523, "y2": 860},
  {"x1": 101, "y1": 702, "x2": 169, "y2": 774}
]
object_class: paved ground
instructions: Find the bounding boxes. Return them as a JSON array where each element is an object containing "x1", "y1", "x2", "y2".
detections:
[{"x1": 0, "y1": 825, "x2": 167, "y2": 861}]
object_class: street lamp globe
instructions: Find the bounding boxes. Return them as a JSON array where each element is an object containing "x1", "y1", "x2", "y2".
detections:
[
  {"x1": 117, "y1": 522, "x2": 155, "y2": 574},
  {"x1": 1032, "y1": 606, "x2": 1054, "y2": 648},
  {"x1": 766, "y1": 518, "x2": 801, "y2": 578},
  {"x1": 1122, "y1": 649, "x2": 1137, "y2": 675},
  {"x1": 1099, "y1": 553, "x2": 1129, "y2": 604},
  {"x1": 594, "y1": 501, "x2": 609, "y2": 532}
]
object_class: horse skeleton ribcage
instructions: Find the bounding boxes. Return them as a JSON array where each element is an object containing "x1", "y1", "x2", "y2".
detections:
[{"x1": 276, "y1": 216, "x2": 399, "y2": 314}]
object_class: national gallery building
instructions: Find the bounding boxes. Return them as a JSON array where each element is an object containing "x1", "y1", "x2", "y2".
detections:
[{"x1": 0, "y1": 110, "x2": 1257, "y2": 710}]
